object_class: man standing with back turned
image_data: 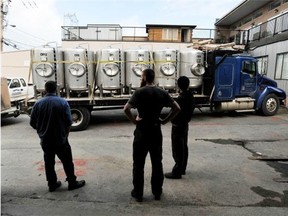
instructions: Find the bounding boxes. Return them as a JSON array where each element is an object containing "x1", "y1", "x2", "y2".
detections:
[
  {"x1": 165, "y1": 76, "x2": 195, "y2": 179},
  {"x1": 124, "y1": 69, "x2": 180, "y2": 202},
  {"x1": 30, "y1": 81, "x2": 85, "y2": 192}
]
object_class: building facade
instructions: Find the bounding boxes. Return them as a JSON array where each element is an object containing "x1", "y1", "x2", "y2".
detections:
[
  {"x1": 215, "y1": 0, "x2": 288, "y2": 94},
  {"x1": 145, "y1": 24, "x2": 196, "y2": 43},
  {"x1": 61, "y1": 24, "x2": 196, "y2": 43}
]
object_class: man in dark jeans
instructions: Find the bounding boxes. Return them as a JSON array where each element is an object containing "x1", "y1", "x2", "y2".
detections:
[
  {"x1": 30, "y1": 81, "x2": 85, "y2": 192},
  {"x1": 124, "y1": 69, "x2": 180, "y2": 202},
  {"x1": 165, "y1": 76, "x2": 195, "y2": 179}
]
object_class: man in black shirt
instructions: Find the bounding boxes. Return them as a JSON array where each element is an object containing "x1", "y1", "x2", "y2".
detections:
[
  {"x1": 124, "y1": 69, "x2": 180, "y2": 202},
  {"x1": 165, "y1": 76, "x2": 195, "y2": 179},
  {"x1": 30, "y1": 81, "x2": 85, "y2": 192}
]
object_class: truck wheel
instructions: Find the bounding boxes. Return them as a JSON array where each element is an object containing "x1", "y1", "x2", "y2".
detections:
[
  {"x1": 261, "y1": 94, "x2": 279, "y2": 116},
  {"x1": 70, "y1": 107, "x2": 91, "y2": 131}
]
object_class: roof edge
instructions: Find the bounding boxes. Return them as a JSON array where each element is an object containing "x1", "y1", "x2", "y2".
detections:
[{"x1": 215, "y1": 0, "x2": 248, "y2": 26}]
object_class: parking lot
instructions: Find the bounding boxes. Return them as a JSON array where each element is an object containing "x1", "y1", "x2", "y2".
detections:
[{"x1": 1, "y1": 107, "x2": 288, "y2": 216}]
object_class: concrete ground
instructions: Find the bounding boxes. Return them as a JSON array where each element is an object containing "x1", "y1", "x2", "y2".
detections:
[{"x1": 1, "y1": 106, "x2": 288, "y2": 216}]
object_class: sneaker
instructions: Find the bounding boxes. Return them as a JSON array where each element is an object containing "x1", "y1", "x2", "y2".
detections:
[
  {"x1": 48, "y1": 181, "x2": 62, "y2": 192},
  {"x1": 164, "y1": 172, "x2": 182, "y2": 179},
  {"x1": 68, "y1": 180, "x2": 86, "y2": 191},
  {"x1": 131, "y1": 189, "x2": 143, "y2": 202}
]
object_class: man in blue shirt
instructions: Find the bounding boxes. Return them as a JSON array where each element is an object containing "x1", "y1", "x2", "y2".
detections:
[{"x1": 30, "y1": 81, "x2": 85, "y2": 192}]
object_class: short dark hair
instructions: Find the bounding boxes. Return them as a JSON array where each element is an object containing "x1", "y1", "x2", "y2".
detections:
[
  {"x1": 142, "y1": 68, "x2": 155, "y2": 83},
  {"x1": 45, "y1": 81, "x2": 57, "y2": 93},
  {"x1": 177, "y1": 76, "x2": 190, "y2": 91}
]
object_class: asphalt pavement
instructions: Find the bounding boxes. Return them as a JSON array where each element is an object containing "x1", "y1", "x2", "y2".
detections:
[{"x1": 1, "y1": 106, "x2": 288, "y2": 216}]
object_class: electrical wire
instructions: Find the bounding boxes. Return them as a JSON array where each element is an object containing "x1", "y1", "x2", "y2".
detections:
[
  {"x1": 4, "y1": 38, "x2": 36, "y2": 48},
  {"x1": 8, "y1": 26, "x2": 47, "y2": 43},
  {"x1": 2, "y1": 38, "x2": 20, "y2": 50}
]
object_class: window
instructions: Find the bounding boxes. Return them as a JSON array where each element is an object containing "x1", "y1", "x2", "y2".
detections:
[
  {"x1": 256, "y1": 56, "x2": 268, "y2": 75},
  {"x1": 20, "y1": 78, "x2": 26, "y2": 87},
  {"x1": 10, "y1": 79, "x2": 21, "y2": 88},
  {"x1": 275, "y1": 52, "x2": 288, "y2": 79},
  {"x1": 162, "y1": 29, "x2": 178, "y2": 40},
  {"x1": 242, "y1": 16, "x2": 252, "y2": 25},
  {"x1": 253, "y1": 11, "x2": 263, "y2": 19},
  {"x1": 242, "y1": 61, "x2": 257, "y2": 76},
  {"x1": 268, "y1": 0, "x2": 281, "y2": 10}
]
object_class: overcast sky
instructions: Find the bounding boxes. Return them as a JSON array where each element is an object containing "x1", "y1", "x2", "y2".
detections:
[{"x1": 3, "y1": 0, "x2": 243, "y2": 51}]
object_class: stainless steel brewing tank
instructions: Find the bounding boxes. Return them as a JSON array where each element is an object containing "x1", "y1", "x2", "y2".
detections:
[
  {"x1": 153, "y1": 49, "x2": 178, "y2": 89},
  {"x1": 96, "y1": 48, "x2": 124, "y2": 91},
  {"x1": 63, "y1": 48, "x2": 95, "y2": 91},
  {"x1": 179, "y1": 50, "x2": 205, "y2": 88},
  {"x1": 32, "y1": 47, "x2": 64, "y2": 92},
  {"x1": 124, "y1": 49, "x2": 152, "y2": 91}
]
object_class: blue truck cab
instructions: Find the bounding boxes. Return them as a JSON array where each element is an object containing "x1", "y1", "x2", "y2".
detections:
[{"x1": 212, "y1": 53, "x2": 286, "y2": 115}]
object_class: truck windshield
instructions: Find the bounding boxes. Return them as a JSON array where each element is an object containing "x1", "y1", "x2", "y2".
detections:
[
  {"x1": 9, "y1": 79, "x2": 21, "y2": 88},
  {"x1": 242, "y1": 61, "x2": 256, "y2": 77}
]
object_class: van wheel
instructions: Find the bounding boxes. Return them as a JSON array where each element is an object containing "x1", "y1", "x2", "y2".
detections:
[
  {"x1": 70, "y1": 107, "x2": 91, "y2": 131},
  {"x1": 261, "y1": 94, "x2": 279, "y2": 116}
]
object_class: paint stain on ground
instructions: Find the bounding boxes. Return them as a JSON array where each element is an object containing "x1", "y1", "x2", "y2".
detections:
[{"x1": 36, "y1": 158, "x2": 88, "y2": 177}]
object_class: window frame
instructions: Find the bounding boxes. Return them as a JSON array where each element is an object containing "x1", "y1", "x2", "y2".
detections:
[
  {"x1": 10, "y1": 79, "x2": 21, "y2": 88},
  {"x1": 275, "y1": 52, "x2": 288, "y2": 80},
  {"x1": 162, "y1": 28, "x2": 179, "y2": 41},
  {"x1": 241, "y1": 60, "x2": 257, "y2": 77},
  {"x1": 20, "y1": 78, "x2": 27, "y2": 87},
  {"x1": 256, "y1": 55, "x2": 268, "y2": 75},
  {"x1": 268, "y1": 0, "x2": 281, "y2": 11}
]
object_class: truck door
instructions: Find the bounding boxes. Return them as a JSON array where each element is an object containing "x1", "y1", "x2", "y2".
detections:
[
  {"x1": 7, "y1": 78, "x2": 28, "y2": 102},
  {"x1": 214, "y1": 61, "x2": 235, "y2": 101},
  {"x1": 240, "y1": 60, "x2": 257, "y2": 95}
]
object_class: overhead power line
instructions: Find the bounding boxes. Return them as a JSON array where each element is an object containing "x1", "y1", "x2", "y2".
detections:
[
  {"x1": 6, "y1": 38, "x2": 35, "y2": 47},
  {"x1": 2, "y1": 38, "x2": 20, "y2": 50},
  {"x1": 21, "y1": 0, "x2": 37, "y2": 9},
  {"x1": 9, "y1": 26, "x2": 47, "y2": 42}
]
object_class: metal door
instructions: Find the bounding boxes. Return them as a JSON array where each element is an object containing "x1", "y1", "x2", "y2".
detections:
[{"x1": 214, "y1": 62, "x2": 234, "y2": 101}]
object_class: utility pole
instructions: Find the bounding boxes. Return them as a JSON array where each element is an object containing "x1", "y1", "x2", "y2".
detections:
[
  {"x1": 1, "y1": 0, "x2": 5, "y2": 52},
  {"x1": 1, "y1": 0, "x2": 12, "y2": 52}
]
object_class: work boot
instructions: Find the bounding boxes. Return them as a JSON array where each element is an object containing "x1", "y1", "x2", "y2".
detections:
[
  {"x1": 154, "y1": 194, "x2": 161, "y2": 201},
  {"x1": 68, "y1": 180, "x2": 86, "y2": 191},
  {"x1": 131, "y1": 189, "x2": 143, "y2": 202},
  {"x1": 164, "y1": 172, "x2": 182, "y2": 179},
  {"x1": 48, "y1": 181, "x2": 62, "y2": 192}
]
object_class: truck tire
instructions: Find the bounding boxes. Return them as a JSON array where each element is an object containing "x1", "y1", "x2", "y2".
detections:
[
  {"x1": 70, "y1": 107, "x2": 91, "y2": 131},
  {"x1": 261, "y1": 94, "x2": 279, "y2": 116}
]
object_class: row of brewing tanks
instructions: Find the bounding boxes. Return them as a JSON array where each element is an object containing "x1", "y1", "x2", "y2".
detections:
[{"x1": 31, "y1": 47, "x2": 206, "y2": 98}]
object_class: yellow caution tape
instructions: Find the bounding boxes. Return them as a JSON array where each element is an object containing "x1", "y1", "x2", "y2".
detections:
[{"x1": 31, "y1": 60, "x2": 180, "y2": 64}]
